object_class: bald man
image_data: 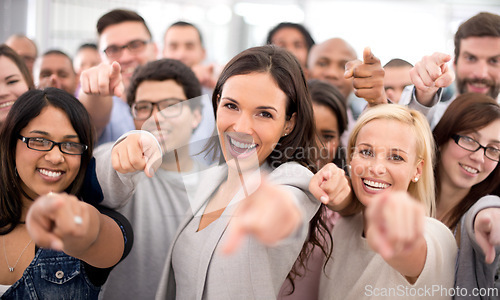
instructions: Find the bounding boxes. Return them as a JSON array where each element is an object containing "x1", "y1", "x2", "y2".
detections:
[
  {"x1": 5, "y1": 34, "x2": 38, "y2": 76},
  {"x1": 308, "y1": 38, "x2": 357, "y2": 99}
]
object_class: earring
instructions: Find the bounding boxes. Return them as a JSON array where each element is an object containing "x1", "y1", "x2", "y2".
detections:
[
  {"x1": 283, "y1": 133, "x2": 288, "y2": 137},
  {"x1": 413, "y1": 177, "x2": 419, "y2": 182}
]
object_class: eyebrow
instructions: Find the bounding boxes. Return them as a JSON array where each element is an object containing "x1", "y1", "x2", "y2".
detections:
[
  {"x1": 463, "y1": 51, "x2": 500, "y2": 60},
  {"x1": 321, "y1": 129, "x2": 338, "y2": 134},
  {"x1": 390, "y1": 148, "x2": 408, "y2": 155},
  {"x1": 473, "y1": 130, "x2": 500, "y2": 144},
  {"x1": 5, "y1": 74, "x2": 20, "y2": 80},
  {"x1": 358, "y1": 143, "x2": 408, "y2": 154},
  {"x1": 222, "y1": 97, "x2": 278, "y2": 112},
  {"x1": 29, "y1": 130, "x2": 79, "y2": 139}
]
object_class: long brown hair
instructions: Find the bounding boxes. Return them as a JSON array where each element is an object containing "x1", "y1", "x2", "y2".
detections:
[
  {"x1": 433, "y1": 93, "x2": 500, "y2": 229},
  {"x1": 0, "y1": 44, "x2": 35, "y2": 90},
  {"x1": 0, "y1": 88, "x2": 94, "y2": 235},
  {"x1": 208, "y1": 45, "x2": 331, "y2": 290}
]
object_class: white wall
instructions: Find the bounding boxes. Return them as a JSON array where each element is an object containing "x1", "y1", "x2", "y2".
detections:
[{"x1": 4, "y1": 0, "x2": 500, "y2": 65}]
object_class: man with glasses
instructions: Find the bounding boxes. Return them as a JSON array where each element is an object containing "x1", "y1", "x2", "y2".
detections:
[
  {"x1": 79, "y1": 9, "x2": 158, "y2": 145},
  {"x1": 96, "y1": 58, "x2": 204, "y2": 300}
]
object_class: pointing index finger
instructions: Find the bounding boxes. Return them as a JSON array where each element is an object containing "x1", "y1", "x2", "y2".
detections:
[{"x1": 109, "y1": 61, "x2": 122, "y2": 78}]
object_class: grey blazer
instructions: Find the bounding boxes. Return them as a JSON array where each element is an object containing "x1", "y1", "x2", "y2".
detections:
[{"x1": 155, "y1": 162, "x2": 320, "y2": 300}]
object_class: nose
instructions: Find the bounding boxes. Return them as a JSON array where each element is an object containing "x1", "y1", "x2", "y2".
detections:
[
  {"x1": 118, "y1": 48, "x2": 135, "y2": 64},
  {"x1": 469, "y1": 147, "x2": 485, "y2": 163},
  {"x1": 325, "y1": 66, "x2": 341, "y2": 80},
  {"x1": 369, "y1": 158, "x2": 387, "y2": 176},
  {"x1": 44, "y1": 146, "x2": 65, "y2": 164},
  {"x1": 49, "y1": 75, "x2": 61, "y2": 88},
  {"x1": 0, "y1": 85, "x2": 8, "y2": 98},
  {"x1": 233, "y1": 113, "x2": 253, "y2": 134},
  {"x1": 473, "y1": 60, "x2": 489, "y2": 79}
]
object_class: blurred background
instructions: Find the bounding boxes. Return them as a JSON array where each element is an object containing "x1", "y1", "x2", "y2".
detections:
[{"x1": 2, "y1": 0, "x2": 500, "y2": 66}]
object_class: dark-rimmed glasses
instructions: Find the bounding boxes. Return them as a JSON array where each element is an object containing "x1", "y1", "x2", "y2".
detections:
[
  {"x1": 131, "y1": 98, "x2": 185, "y2": 121},
  {"x1": 452, "y1": 134, "x2": 500, "y2": 162},
  {"x1": 18, "y1": 136, "x2": 88, "y2": 155},
  {"x1": 103, "y1": 39, "x2": 150, "y2": 59}
]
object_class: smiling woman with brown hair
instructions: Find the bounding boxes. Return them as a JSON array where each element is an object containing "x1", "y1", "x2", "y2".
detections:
[{"x1": 154, "y1": 45, "x2": 334, "y2": 299}]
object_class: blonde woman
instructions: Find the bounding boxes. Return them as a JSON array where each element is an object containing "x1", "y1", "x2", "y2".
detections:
[{"x1": 313, "y1": 105, "x2": 457, "y2": 299}]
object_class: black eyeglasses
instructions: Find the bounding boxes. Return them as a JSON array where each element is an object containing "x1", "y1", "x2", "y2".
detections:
[
  {"x1": 452, "y1": 134, "x2": 500, "y2": 162},
  {"x1": 103, "y1": 39, "x2": 150, "y2": 59},
  {"x1": 19, "y1": 136, "x2": 88, "y2": 155},
  {"x1": 131, "y1": 98, "x2": 185, "y2": 120}
]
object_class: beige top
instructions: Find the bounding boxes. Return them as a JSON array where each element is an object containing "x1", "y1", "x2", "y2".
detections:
[{"x1": 319, "y1": 213, "x2": 457, "y2": 300}]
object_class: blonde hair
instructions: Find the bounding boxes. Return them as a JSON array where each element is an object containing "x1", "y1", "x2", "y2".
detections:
[{"x1": 347, "y1": 105, "x2": 436, "y2": 217}]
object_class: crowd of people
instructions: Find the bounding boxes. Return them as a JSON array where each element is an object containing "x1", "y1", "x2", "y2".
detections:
[{"x1": 0, "y1": 7, "x2": 499, "y2": 300}]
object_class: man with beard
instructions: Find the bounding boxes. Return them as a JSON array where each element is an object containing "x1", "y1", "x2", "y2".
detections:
[{"x1": 402, "y1": 12, "x2": 500, "y2": 129}]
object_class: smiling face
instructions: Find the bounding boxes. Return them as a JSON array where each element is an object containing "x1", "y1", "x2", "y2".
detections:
[
  {"x1": 134, "y1": 80, "x2": 201, "y2": 153},
  {"x1": 350, "y1": 119, "x2": 423, "y2": 205},
  {"x1": 16, "y1": 105, "x2": 82, "y2": 199},
  {"x1": 216, "y1": 72, "x2": 295, "y2": 169},
  {"x1": 455, "y1": 36, "x2": 500, "y2": 99},
  {"x1": 439, "y1": 119, "x2": 500, "y2": 193},
  {"x1": 313, "y1": 103, "x2": 340, "y2": 167},
  {"x1": 0, "y1": 56, "x2": 29, "y2": 124}
]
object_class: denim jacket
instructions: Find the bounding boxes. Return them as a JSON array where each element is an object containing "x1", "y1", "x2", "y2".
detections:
[{"x1": 2, "y1": 248, "x2": 100, "y2": 300}]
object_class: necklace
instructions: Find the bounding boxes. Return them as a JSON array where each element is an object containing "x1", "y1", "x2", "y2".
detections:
[{"x1": 3, "y1": 236, "x2": 33, "y2": 272}]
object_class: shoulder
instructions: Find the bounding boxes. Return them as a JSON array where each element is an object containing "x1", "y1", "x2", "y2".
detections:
[
  {"x1": 267, "y1": 162, "x2": 313, "y2": 185},
  {"x1": 423, "y1": 217, "x2": 457, "y2": 252}
]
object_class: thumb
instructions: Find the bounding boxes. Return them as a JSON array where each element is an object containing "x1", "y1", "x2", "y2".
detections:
[
  {"x1": 140, "y1": 134, "x2": 162, "y2": 177},
  {"x1": 435, "y1": 64, "x2": 455, "y2": 88},
  {"x1": 309, "y1": 169, "x2": 331, "y2": 204},
  {"x1": 363, "y1": 47, "x2": 378, "y2": 64}
]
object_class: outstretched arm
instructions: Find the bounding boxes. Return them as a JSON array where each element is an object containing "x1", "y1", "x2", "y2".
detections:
[
  {"x1": 474, "y1": 207, "x2": 500, "y2": 264},
  {"x1": 26, "y1": 193, "x2": 125, "y2": 268},
  {"x1": 78, "y1": 62, "x2": 124, "y2": 138},
  {"x1": 309, "y1": 162, "x2": 355, "y2": 214},
  {"x1": 409, "y1": 52, "x2": 455, "y2": 107},
  {"x1": 365, "y1": 191, "x2": 427, "y2": 283}
]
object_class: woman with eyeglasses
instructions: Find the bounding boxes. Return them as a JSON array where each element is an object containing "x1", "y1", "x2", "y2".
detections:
[
  {"x1": 432, "y1": 92, "x2": 500, "y2": 297},
  {"x1": 0, "y1": 88, "x2": 132, "y2": 299}
]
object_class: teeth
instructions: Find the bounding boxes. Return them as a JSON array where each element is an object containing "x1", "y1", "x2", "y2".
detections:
[
  {"x1": 363, "y1": 179, "x2": 390, "y2": 190},
  {"x1": 230, "y1": 137, "x2": 256, "y2": 150},
  {"x1": 0, "y1": 101, "x2": 15, "y2": 109},
  {"x1": 461, "y1": 164, "x2": 479, "y2": 174},
  {"x1": 39, "y1": 169, "x2": 62, "y2": 178}
]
